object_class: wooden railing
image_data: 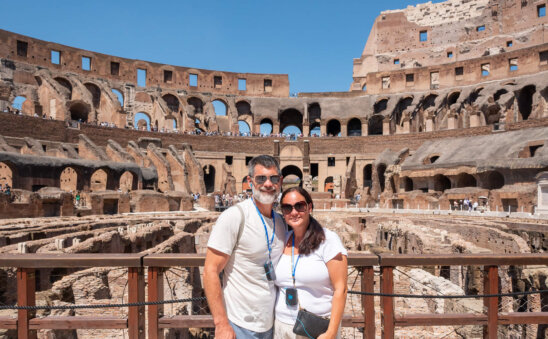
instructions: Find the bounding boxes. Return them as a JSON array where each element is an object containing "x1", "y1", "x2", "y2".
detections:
[{"x1": 0, "y1": 253, "x2": 547, "y2": 339}]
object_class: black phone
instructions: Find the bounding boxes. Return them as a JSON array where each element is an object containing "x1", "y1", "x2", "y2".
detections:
[
  {"x1": 286, "y1": 287, "x2": 298, "y2": 306},
  {"x1": 264, "y1": 260, "x2": 276, "y2": 281}
]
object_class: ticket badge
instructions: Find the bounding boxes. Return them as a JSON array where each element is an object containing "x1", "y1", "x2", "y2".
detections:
[
  {"x1": 264, "y1": 260, "x2": 276, "y2": 281},
  {"x1": 285, "y1": 287, "x2": 298, "y2": 306}
]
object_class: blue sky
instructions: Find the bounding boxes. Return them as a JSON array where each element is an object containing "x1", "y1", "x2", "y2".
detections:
[{"x1": 2, "y1": 0, "x2": 441, "y2": 94}]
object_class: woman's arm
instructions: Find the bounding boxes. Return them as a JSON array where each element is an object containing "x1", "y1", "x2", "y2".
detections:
[{"x1": 319, "y1": 253, "x2": 348, "y2": 339}]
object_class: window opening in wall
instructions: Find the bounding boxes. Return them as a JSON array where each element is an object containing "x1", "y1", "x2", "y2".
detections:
[
  {"x1": 214, "y1": 76, "x2": 222, "y2": 88},
  {"x1": 51, "y1": 50, "x2": 60, "y2": 65},
  {"x1": 164, "y1": 70, "x2": 173, "y2": 83},
  {"x1": 137, "y1": 68, "x2": 146, "y2": 87},
  {"x1": 111, "y1": 89, "x2": 124, "y2": 106},
  {"x1": 538, "y1": 4, "x2": 546, "y2": 17},
  {"x1": 12, "y1": 96, "x2": 26, "y2": 110},
  {"x1": 245, "y1": 156, "x2": 253, "y2": 166},
  {"x1": 225, "y1": 156, "x2": 233, "y2": 165},
  {"x1": 530, "y1": 145, "x2": 542, "y2": 157},
  {"x1": 382, "y1": 76, "x2": 390, "y2": 89},
  {"x1": 430, "y1": 71, "x2": 439, "y2": 90},
  {"x1": 264, "y1": 79, "x2": 272, "y2": 92},
  {"x1": 189, "y1": 73, "x2": 198, "y2": 87},
  {"x1": 406, "y1": 74, "x2": 414, "y2": 85},
  {"x1": 509, "y1": 58, "x2": 518, "y2": 71},
  {"x1": 455, "y1": 66, "x2": 464, "y2": 79},
  {"x1": 419, "y1": 30, "x2": 427, "y2": 42},
  {"x1": 238, "y1": 121, "x2": 251, "y2": 135},
  {"x1": 506, "y1": 40, "x2": 513, "y2": 47},
  {"x1": 311, "y1": 163, "x2": 318, "y2": 178},
  {"x1": 362, "y1": 83, "x2": 367, "y2": 91},
  {"x1": 238, "y1": 78, "x2": 246, "y2": 91},
  {"x1": 346, "y1": 157, "x2": 350, "y2": 165},
  {"x1": 328, "y1": 157, "x2": 335, "y2": 167},
  {"x1": 213, "y1": 100, "x2": 227, "y2": 116},
  {"x1": 447, "y1": 51, "x2": 453, "y2": 58},
  {"x1": 82, "y1": 56, "x2": 91, "y2": 71},
  {"x1": 17, "y1": 40, "x2": 28, "y2": 57},
  {"x1": 394, "y1": 59, "x2": 400, "y2": 65},
  {"x1": 110, "y1": 62, "x2": 119, "y2": 76},
  {"x1": 476, "y1": 25, "x2": 485, "y2": 32},
  {"x1": 481, "y1": 63, "x2": 490, "y2": 76},
  {"x1": 540, "y1": 50, "x2": 548, "y2": 65}
]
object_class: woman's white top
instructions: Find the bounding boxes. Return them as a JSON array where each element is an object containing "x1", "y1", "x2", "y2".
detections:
[{"x1": 274, "y1": 228, "x2": 347, "y2": 325}]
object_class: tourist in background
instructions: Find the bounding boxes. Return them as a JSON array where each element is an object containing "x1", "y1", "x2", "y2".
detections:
[{"x1": 274, "y1": 187, "x2": 347, "y2": 339}]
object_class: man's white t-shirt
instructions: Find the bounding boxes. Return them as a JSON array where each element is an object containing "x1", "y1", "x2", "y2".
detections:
[
  {"x1": 274, "y1": 228, "x2": 347, "y2": 324},
  {"x1": 207, "y1": 198, "x2": 286, "y2": 332}
]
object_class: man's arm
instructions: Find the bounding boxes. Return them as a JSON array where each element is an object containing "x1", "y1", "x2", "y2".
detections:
[{"x1": 203, "y1": 247, "x2": 235, "y2": 339}]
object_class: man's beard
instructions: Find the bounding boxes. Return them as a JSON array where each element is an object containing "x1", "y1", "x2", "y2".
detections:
[{"x1": 252, "y1": 185, "x2": 278, "y2": 205}]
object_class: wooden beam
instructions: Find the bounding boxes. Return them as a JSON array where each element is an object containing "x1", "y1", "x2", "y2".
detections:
[
  {"x1": 17, "y1": 268, "x2": 36, "y2": 339},
  {"x1": 362, "y1": 266, "x2": 375, "y2": 339},
  {"x1": 395, "y1": 314, "x2": 487, "y2": 326},
  {"x1": 483, "y1": 266, "x2": 498, "y2": 339},
  {"x1": 380, "y1": 266, "x2": 394, "y2": 339},
  {"x1": 128, "y1": 267, "x2": 145, "y2": 339},
  {"x1": 147, "y1": 267, "x2": 164, "y2": 339},
  {"x1": 379, "y1": 253, "x2": 548, "y2": 267},
  {"x1": 0, "y1": 254, "x2": 144, "y2": 268},
  {"x1": 29, "y1": 316, "x2": 127, "y2": 329},
  {"x1": 0, "y1": 317, "x2": 17, "y2": 330},
  {"x1": 499, "y1": 312, "x2": 548, "y2": 324}
]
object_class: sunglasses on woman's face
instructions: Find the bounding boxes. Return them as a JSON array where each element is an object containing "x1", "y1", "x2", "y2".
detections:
[
  {"x1": 281, "y1": 201, "x2": 308, "y2": 215},
  {"x1": 252, "y1": 175, "x2": 281, "y2": 185}
]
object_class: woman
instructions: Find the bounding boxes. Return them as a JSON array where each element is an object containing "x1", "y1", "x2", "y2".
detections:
[{"x1": 274, "y1": 187, "x2": 348, "y2": 339}]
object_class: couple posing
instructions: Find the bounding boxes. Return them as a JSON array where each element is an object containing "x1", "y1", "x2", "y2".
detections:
[{"x1": 204, "y1": 155, "x2": 348, "y2": 339}]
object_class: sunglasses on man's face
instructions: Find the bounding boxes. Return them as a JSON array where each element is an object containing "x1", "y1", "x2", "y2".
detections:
[
  {"x1": 281, "y1": 201, "x2": 308, "y2": 215},
  {"x1": 252, "y1": 175, "x2": 281, "y2": 185}
]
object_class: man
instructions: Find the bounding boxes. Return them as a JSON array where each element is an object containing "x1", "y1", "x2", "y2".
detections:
[{"x1": 204, "y1": 155, "x2": 286, "y2": 338}]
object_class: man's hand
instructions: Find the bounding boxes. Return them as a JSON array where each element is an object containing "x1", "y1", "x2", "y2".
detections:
[{"x1": 214, "y1": 321, "x2": 236, "y2": 339}]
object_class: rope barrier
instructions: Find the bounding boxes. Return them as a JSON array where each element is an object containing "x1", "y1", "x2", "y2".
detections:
[{"x1": 3, "y1": 289, "x2": 548, "y2": 310}]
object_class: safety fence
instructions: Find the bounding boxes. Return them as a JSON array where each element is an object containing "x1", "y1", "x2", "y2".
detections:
[{"x1": 0, "y1": 253, "x2": 547, "y2": 338}]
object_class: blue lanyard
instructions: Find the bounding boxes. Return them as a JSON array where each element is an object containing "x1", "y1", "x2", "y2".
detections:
[
  {"x1": 291, "y1": 233, "x2": 301, "y2": 286},
  {"x1": 253, "y1": 199, "x2": 276, "y2": 259}
]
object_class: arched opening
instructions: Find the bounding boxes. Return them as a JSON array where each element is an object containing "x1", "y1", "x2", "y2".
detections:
[
  {"x1": 195, "y1": 118, "x2": 204, "y2": 133},
  {"x1": 309, "y1": 123, "x2": 321, "y2": 136},
  {"x1": 242, "y1": 176, "x2": 251, "y2": 192},
  {"x1": 12, "y1": 96, "x2": 26, "y2": 111},
  {"x1": 203, "y1": 165, "x2": 215, "y2": 193},
  {"x1": 326, "y1": 119, "x2": 341, "y2": 136},
  {"x1": 308, "y1": 103, "x2": 321, "y2": 136},
  {"x1": 54, "y1": 77, "x2": 72, "y2": 97},
  {"x1": 433, "y1": 174, "x2": 451, "y2": 192},
  {"x1": 517, "y1": 85, "x2": 536, "y2": 120},
  {"x1": 111, "y1": 89, "x2": 124, "y2": 106},
  {"x1": 119, "y1": 171, "x2": 134, "y2": 192},
  {"x1": 282, "y1": 125, "x2": 302, "y2": 136},
  {"x1": 213, "y1": 100, "x2": 227, "y2": 116},
  {"x1": 90, "y1": 169, "x2": 108, "y2": 192},
  {"x1": 135, "y1": 112, "x2": 151, "y2": 131},
  {"x1": 84, "y1": 83, "x2": 101, "y2": 108},
  {"x1": 280, "y1": 108, "x2": 303, "y2": 134},
  {"x1": 402, "y1": 177, "x2": 413, "y2": 192},
  {"x1": 374, "y1": 99, "x2": 388, "y2": 113},
  {"x1": 236, "y1": 101, "x2": 251, "y2": 116},
  {"x1": 60, "y1": 167, "x2": 78, "y2": 192},
  {"x1": 422, "y1": 94, "x2": 438, "y2": 110},
  {"x1": 187, "y1": 97, "x2": 203, "y2": 114},
  {"x1": 468, "y1": 88, "x2": 483, "y2": 104},
  {"x1": 455, "y1": 173, "x2": 477, "y2": 188},
  {"x1": 0, "y1": 162, "x2": 14, "y2": 188},
  {"x1": 447, "y1": 92, "x2": 460, "y2": 106},
  {"x1": 368, "y1": 115, "x2": 384, "y2": 135},
  {"x1": 393, "y1": 97, "x2": 413, "y2": 127},
  {"x1": 494, "y1": 89, "x2": 508, "y2": 102},
  {"x1": 162, "y1": 94, "x2": 180, "y2": 112},
  {"x1": 324, "y1": 176, "x2": 334, "y2": 193},
  {"x1": 281, "y1": 165, "x2": 303, "y2": 190},
  {"x1": 377, "y1": 164, "x2": 387, "y2": 192},
  {"x1": 238, "y1": 121, "x2": 251, "y2": 135},
  {"x1": 69, "y1": 102, "x2": 89, "y2": 122},
  {"x1": 347, "y1": 118, "x2": 362, "y2": 136},
  {"x1": 481, "y1": 171, "x2": 505, "y2": 189},
  {"x1": 260, "y1": 118, "x2": 273, "y2": 135},
  {"x1": 363, "y1": 164, "x2": 372, "y2": 188}
]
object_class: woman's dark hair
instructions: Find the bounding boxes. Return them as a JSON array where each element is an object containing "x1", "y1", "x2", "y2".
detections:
[{"x1": 280, "y1": 187, "x2": 325, "y2": 255}]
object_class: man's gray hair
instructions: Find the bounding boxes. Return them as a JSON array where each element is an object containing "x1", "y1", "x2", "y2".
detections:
[{"x1": 248, "y1": 155, "x2": 280, "y2": 177}]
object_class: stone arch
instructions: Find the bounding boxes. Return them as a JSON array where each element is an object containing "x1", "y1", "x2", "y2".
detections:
[
  {"x1": 12, "y1": 95, "x2": 27, "y2": 111},
  {"x1": 84, "y1": 83, "x2": 101, "y2": 108},
  {"x1": 212, "y1": 99, "x2": 228, "y2": 116},
  {"x1": 162, "y1": 94, "x2": 180, "y2": 113},
  {"x1": 422, "y1": 94, "x2": 438, "y2": 110},
  {"x1": 493, "y1": 89, "x2": 508, "y2": 102},
  {"x1": 54, "y1": 77, "x2": 73, "y2": 97},
  {"x1": 260, "y1": 118, "x2": 273, "y2": 135},
  {"x1": 111, "y1": 89, "x2": 124, "y2": 106},
  {"x1": 308, "y1": 102, "x2": 321, "y2": 122},
  {"x1": 0, "y1": 161, "x2": 14, "y2": 188},
  {"x1": 347, "y1": 118, "x2": 362, "y2": 136},
  {"x1": 238, "y1": 120, "x2": 251, "y2": 135},
  {"x1": 402, "y1": 176, "x2": 413, "y2": 192},
  {"x1": 480, "y1": 171, "x2": 505, "y2": 189},
  {"x1": 236, "y1": 100, "x2": 251, "y2": 116},
  {"x1": 203, "y1": 165, "x2": 215, "y2": 193},
  {"x1": 135, "y1": 112, "x2": 151, "y2": 131},
  {"x1": 363, "y1": 164, "x2": 372, "y2": 188},
  {"x1": 119, "y1": 171, "x2": 134, "y2": 192},
  {"x1": 281, "y1": 165, "x2": 303, "y2": 188},
  {"x1": 69, "y1": 101, "x2": 90, "y2": 122},
  {"x1": 455, "y1": 173, "x2": 477, "y2": 188},
  {"x1": 279, "y1": 108, "x2": 303, "y2": 134},
  {"x1": 368, "y1": 115, "x2": 384, "y2": 135},
  {"x1": 468, "y1": 87, "x2": 483, "y2": 104},
  {"x1": 447, "y1": 91, "x2": 460, "y2": 106},
  {"x1": 90, "y1": 168, "x2": 109, "y2": 192},
  {"x1": 377, "y1": 164, "x2": 387, "y2": 192},
  {"x1": 326, "y1": 119, "x2": 341, "y2": 136},
  {"x1": 433, "y1": 174, "x2": 451, "y2": 192},
  {"x1": 374, "y1": 98, "x2": 388, "y2": 113},
  {"x1": 187, "y1": 97, "x2": 203, "y2": 114},
  {"x1": 392, "y1": 96, "x2": 413, "y2": 132},
  {"x1": 324, "y1": 176, "x2": 334, "y2": 193},
  {"x1": 517, "y1": 85, "x2": 536, "y2": 121},
  {"x1": 60, "y1": 167, "x2": 78, "y2": 192}
]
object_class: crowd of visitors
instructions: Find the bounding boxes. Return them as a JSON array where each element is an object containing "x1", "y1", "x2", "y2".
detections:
[{"x1": 452, "y1": 198, "x2": 483, "y2": 211}]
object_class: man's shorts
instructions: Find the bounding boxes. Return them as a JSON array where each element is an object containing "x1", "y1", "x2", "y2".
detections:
[{"x1": 229, "y1": 320, "x2": 273, "y2": 339}]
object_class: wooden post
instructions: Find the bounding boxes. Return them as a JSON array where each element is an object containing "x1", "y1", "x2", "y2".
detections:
[
  {"x1": 147, "y1": 267, "x2": 164, "y2": 339},
  {"x1": 17, "y1": 268, "x2": 36, "y2": 339},
  {"x1": 128, "y1": 267, "x2": 145, "y2": 339},
  {"x1": 362, "y1": 266, "x2": 375, "y2": 339},
  {"x1": 483, "y1": 266, "x2": 499, "y2": 339},
  {"x1": 380, "y1": 266, "x2": 394, "y2": 339}
]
